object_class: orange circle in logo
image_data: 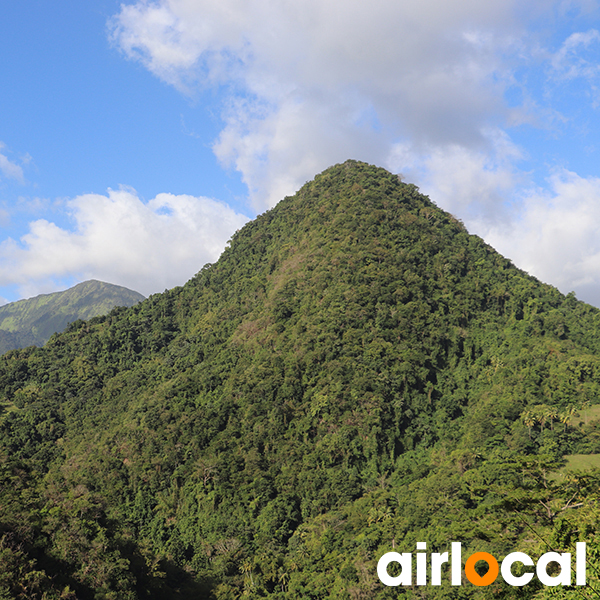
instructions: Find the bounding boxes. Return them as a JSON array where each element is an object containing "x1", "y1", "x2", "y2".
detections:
[{"x1": 465, "y1": 552, "x2": 499, "y2": 587}]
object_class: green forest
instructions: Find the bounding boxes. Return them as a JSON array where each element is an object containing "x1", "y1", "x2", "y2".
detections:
[
  {"x1": 0, "y1": 280, "x2": 144, "y2": 354},
  {"x1": 0, "y1": 160, "x2": 598, "y2": 598}
]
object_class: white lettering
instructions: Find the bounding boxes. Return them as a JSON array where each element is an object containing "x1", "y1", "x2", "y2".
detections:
[
  {"x1": 416, "y1": 542, "x2": 427, "y2": 585},
  {"x1": 537, "y1": 552, "x2": 571, "y2": 586},
  {"x1": 501, "y1": 552, "x2": 534, "y2": 586},
  {"x1": 431, "y1": 552, "x2": 449, "y2": 585},
  {"x1": 377, "y1": 552, "x2": 412, "y2": 586},
  {"x1": 451, "y1": 542, "x2": 462, "y2": 585},
  {"x1": 576, "y1": 543, "x2": 586, "y2": 585}
]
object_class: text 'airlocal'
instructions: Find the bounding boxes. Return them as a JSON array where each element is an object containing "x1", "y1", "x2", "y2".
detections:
[{"x1": 378, "y1": 542, "x2": 586, "y2": 587}]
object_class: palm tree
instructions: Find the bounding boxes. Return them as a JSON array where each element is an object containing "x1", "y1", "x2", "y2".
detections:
[
  {"x1": 559, "y1": 406, "x2": 578, "y2": 431},
  {"x1": 241, "y1": 560, "x2": 255, "y2": 588},
  {"x1": 535, "y1": 405, "x2": 549, "y2": 431},
  {"x1": 546, "y1": 406, "x2": 558, "y2": 431},
  {"x1": 522, "y1": 411, "x2": 536, "y2": 438},
  {"x1": 278, "y1": 569, "x2": 289, "y2": 592}
]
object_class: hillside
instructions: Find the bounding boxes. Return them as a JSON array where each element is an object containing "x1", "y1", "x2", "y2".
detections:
[
  {"x1": 0, "y1": 280, "x2": 145, "y2": 353},
  {"x1": 0, "y1": 161, "x2": 598, "y2": 599}
]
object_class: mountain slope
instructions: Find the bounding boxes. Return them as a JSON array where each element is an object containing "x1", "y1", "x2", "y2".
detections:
[
  {"x1": 0, "y1": 161, "x2": 598, "y2": 599},
  {"x1": 0, "y1": 280, "x2": 145, "y2": 353}
]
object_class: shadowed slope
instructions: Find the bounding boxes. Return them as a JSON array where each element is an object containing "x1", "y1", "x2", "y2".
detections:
[{"x1": 0, "y1": 161, "x2": 597, "y2": 598}]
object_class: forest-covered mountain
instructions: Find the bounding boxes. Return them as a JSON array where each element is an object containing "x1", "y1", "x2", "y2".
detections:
[
  {"x1": 0, "y1": 161, "x2": 598, "y2": 599},
  {"x1": 0, "y1": 280, "x2": 145, "y2": 354}
]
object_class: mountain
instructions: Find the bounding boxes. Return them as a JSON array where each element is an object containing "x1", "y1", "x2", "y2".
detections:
[
  {"x1": 0, "y1": 161, "x2": 598, "y2": 599},
  {"x1": 0, "y1": 280, "x2": 145, "y2": 354}
]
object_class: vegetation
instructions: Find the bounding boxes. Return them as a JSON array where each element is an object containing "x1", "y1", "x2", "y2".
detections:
[
  {"x1": 0, "y1": 161, "x2": 598, "y2": 598},
  {"x1": 0, "y1": 280, "x2": 145, "y2": 353}
]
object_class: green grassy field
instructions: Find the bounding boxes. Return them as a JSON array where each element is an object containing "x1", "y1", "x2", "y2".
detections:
[
  {"x1": 563, "y1": 454, "x2": 600, "y2": 470},
  {"x1": 550, "y1": 405, "x2": 600, "y2": 480},
  {"x1": 550, "y1": 453, "x2": 600, "y2": 481},
  {"x1": 571, "y1": 404, "x2": 600, "y2": 426}
]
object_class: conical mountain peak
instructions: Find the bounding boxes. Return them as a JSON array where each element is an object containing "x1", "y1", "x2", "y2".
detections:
[{"x1": 0, "y1": 162, "x2": 597, "y2": 598}]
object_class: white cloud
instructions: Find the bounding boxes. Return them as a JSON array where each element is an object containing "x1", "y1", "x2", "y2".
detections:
[
  {"x1": 0, "y1": 142, "x2": 25, "y2": 184},
  {"x1": 551, "y1": 29, "x2": 600, "y2": 80},
  {"x1": 387, "y1": 128, "x2": 525, "y2": 227},
  {"x1": 0, "y1": 209, "x2": 10, "y2": 228},
  {"x1": 109, "y1": 0, "x2": 600, "y2": 307},
  {"x1": 484, "y1": 169, "x2": 600, "y2": 306},
  {"x1": 109, "y1": 0, "x2": 541, "y2": 208},
  {"x1": 0, "y1": 188, "x2": 249, "y2": 298},
  {"x1": 547, "y1": 28, "x2": 600, "y2": 107}
]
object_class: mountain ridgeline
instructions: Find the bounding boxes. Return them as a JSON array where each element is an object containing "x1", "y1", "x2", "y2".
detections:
[
  {"x1": 0, "y1": 161, "x2": 599, "y2": 599},
  {"x1": 0, "y1": 280, "x2": 145, "y2": 354}
]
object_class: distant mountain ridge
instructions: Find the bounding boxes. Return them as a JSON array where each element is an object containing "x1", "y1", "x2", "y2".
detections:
[
  {"x1": 0, "y1": 162, "x2": 600, "y2": 597},
  {"x1": 0, "y1": 280, "x2": 145, "y2": 353}
]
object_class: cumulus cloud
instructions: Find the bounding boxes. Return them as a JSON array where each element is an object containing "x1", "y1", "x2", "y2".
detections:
[
  {"x1": 483, "y1": 169, "x2": 600, "y2": 306},
  {"x1": 109, "y1": 0, "x2": 539, "y2": 208},
  {"x1": 108, "y1": 0, "x2": 600, "y2": 306},
  {"x1": 387, "y1": 128, "x2": 525, "y2": 226},
  {"x1": 0, "y1": 188, "x2": 249, "y2": 298}
]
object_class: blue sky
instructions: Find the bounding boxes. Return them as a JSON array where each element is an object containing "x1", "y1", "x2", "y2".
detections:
[{"x1": 3, "y1": 1, "x2": 600, "y2": 306}]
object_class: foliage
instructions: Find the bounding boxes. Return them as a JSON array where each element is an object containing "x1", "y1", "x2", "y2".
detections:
[
  {"x1": 0, "y1": 280, "x2": 145, "y2": 354},
  {"x1": 0, "y1": 161, "x2": 598, "y2": 597}
]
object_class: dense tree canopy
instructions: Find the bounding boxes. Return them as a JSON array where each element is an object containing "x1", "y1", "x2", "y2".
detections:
[{"x1": 0, "y1": 161, "x2": 598, "y2": 598}]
